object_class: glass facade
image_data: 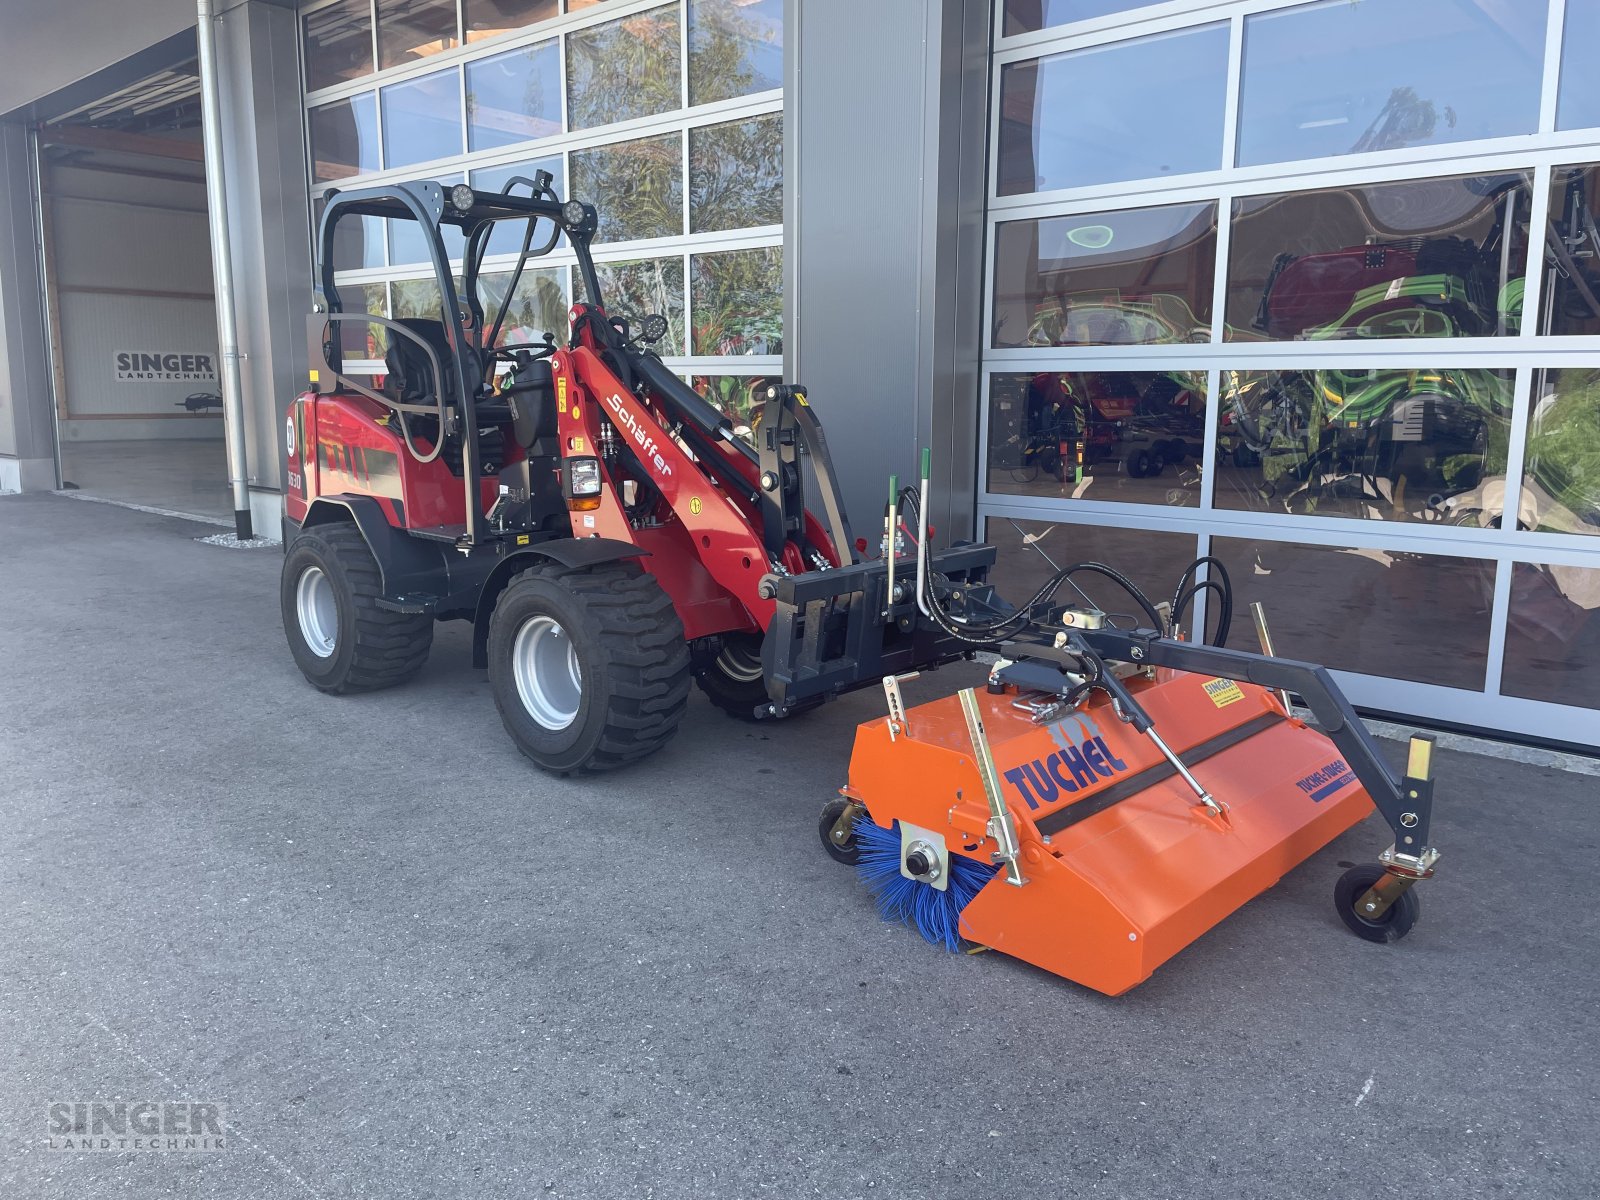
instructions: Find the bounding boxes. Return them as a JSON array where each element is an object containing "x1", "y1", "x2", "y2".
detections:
[
  {"x1": 302, "y1": 0, "x2": 782, "y2": 393},
  {"x1": 986, "y1": 0, "x2": 1600, "y2": 744}
]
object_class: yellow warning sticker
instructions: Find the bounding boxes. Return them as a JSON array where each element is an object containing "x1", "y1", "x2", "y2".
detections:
[
  {"x1": 1202, "y1": 678, "x2": 1245, "y2": 708},
  {"x1": 557, "y1": 376, "x2": 568, "y2": 413},
  {"x1": 516, "y1": 534, "x2": 531, "y2": 546},
  {"x1": 689, "y1": 497, "x2": 702, "y2": 515},
  {"x1": 309, "y1": 368, "x2": 320, "y2": 382}
]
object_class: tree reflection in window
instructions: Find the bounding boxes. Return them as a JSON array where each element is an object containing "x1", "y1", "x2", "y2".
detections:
[
  {"x1": 566, "y1": 5, "x2": 681, "y2": 131},
  {"x1": 688, "y1": 0, "x2": 782, "y2": 107},
  {"x1": 578, "y1": 256, "x2": 686, "y2": 355},
  {"x1": 690, "y1": 114, "x2": 781, "y2": 233},
  {"x1": 692, "y1": 248, "x2": 782, "y2": 356},
  {"x1": 570, "y1": 135, "x2": 683, "y2": 243}
]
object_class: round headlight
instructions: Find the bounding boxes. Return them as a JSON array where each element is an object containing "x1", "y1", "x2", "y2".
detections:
[
  {"x1": 562, "y1": 200, "x2": 586, "y2": 229},
  {"x1": 449, "y1": 183, "x2": 475, "y2": 212}
]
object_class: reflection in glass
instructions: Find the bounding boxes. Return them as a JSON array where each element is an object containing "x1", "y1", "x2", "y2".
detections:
[
  {"x1": 991, "y1": 202, "x2": 1216, "y2": 348},
  {"x1": 577, "y1": 256, "x2": 686, "y2": 354},
  {"x1": 691, "y1": 375, "x2": 772, "y2": 440},
  {"x1": 328, "y1": 213, "x2": 385, "y2": 272},
  {"x1": 1501, "y1": 562, "x2": 1600, "y2": 712},
  {"x1": 391, "y1": 275, "x2": 448, "y2": 320},
  {"x1": 1539, "y1": 165, "x2": 1600, "y2": 336},
  {"x1": 985, "y1": 518, "x2": 1202, "y2": 639},
  {"x1": 1237, "y1": 0, "x2": 1545, "y2": 168},
  {"x1": 566, "y1": 6, "x2": 681, "y2": 131},
  {"x1": 1211, "y1": 537, "x2": 1494, "y2": 691},
  {"x1": 389, "y1": 177, "x2": 468, "y2": 265},
  {"x1": 472, "y1": 155, "x2": 565, "y2": 255},
  {"x1": 689, "y1": 115, "x2": 781, "y2": 233},
  {"x1": 688, "y1": 0, "x2": 782, "y2": 106},
  {"x1": 304, "y1": 0, "x2": 373, "y2": 91},
  {"x1": 691, "y1": 248, "x2": 782, "y2": 355},
  {"x1": 381, "y1": 69, "x2": 464, "y2": 168},
  {"x1": 309, "y1": 94, "x2": 379, "y2": 182},
  {"x1": 1214, "y1": 367, "x2": 1512, "y2": 526},
  {"x1": 377, "y1": 0, "x2": 459, "y2": 70},
  {"x1": 466, "y1": 0, "x2": 559, "y2": 42},
  {"x1": 986, "y1": 371, "x2": 1207, "y2": 507},
  {"x1": 467, "y1": 41, "x2": 561, "y2": 151},
  {"x1": 1510, "y1": 370, "x2": 1600, "y2": 538},
  {"x1": 337, "y1": 283, "x2": 391, "y2": 363},
  {"x1": 570, "y1": 135, "x2": 683, "y2": 243},
  {"x1": 476, "y1": 267, "x2": 569, "y2": 347},
  {"x1": 1558, "y1": 0, "x2": 1600, "y2": 131},
  {"x1": 1227, "y1": 173, "x2": 1531, "y2": 341},
  {"x1": 1002, "y1": 1, "x2": 1162, "y2": 37},
  {"x1": 997, "y1": 25, "x2": 1227, "y2": 195}
]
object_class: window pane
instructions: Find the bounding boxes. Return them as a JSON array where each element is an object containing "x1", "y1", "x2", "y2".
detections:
[
  {"x1": 1558, "y1": 0, "x2": 1600, "y2": 130},
  {"x1": 691, "y1": 247, "x2": 781, "y2": 355},
  {"x1": 688, "y1": 0, "x2": 782, "y2": 106},
  {"x1": 1237, "y1": 0, "x2": 1545, "y2": 168},
  {"x1": 986, "y1": 371, "x2": 1207, "y2": 507},
  {"x1": 997, "y1": 25, "x2": 1227, "y2": 195},
  {"x1": 984, "y1": 518, "x2": 1202, "y2": 639},
  {"x1": 1226, "y1": 173, "x2": 1532, "y2": 342},
  {"x1": 1518, "y1": 370, "x2": 1600, "y2": 538},
  {"x1": 690, "y1": 375, "x2": 772, "y2": 439},
  {"x1": 377, "y1": 0, "x2": 459, "y2": 70},
  {"x1": 569, "y1": 134, "x2": 683, "y2": 242},
  {"x1": 1213, "y1": 367, "x2": 1513, "y2": 527},
  {"x1": 304, "y1": 0, "x2": 373, "y2": 91},
  {"x1": 991, "y1": 202, "x2": 1216, "y2": 349},
  {"x1": 577, "y1": 256, "x2": 686, "y2": 354},
  {"x1": 472, "y1": 155, "x2": 565, "y2": 254},
  {"x1": 332, "y1": 282, "x2": 391, "y2": 362},
  {"x1": 1002, "y1": 1, "x2": 1163, "y2": 38},
  {"x1": 381, "y1": 69, "x2": 463, "y2": 168},
  {"x1": 1500, "y1": 563, "x2": 1600, "y2": 711},
  {"x1": 566, "y1": 5, "x2": 681, "y2": 132},
  {"x1": 476, "y1": 266, "x2": 569, "y2": 347},
  {"x1": 389, "y1": 177, "x2": 467, "y2": 265},
  {"x1": 309, "y1": 93, "x2": 379, "y2": 182},
  {"x1": 1211, "y1": 537, "x2": 1494, "y2": 691},
  {"x1": 466, "y1": 0, "x2": 558, "y2": 42},
  {"x1": 689, "y1": 114, "x2": 781, "y2": 233},
  {"x1": 391, "y1": 275, "x2": 446, "y2": 320},
  {"x1": 329, "y1": 213, "x2": 386, "y2": 271},
  {"x1": 1540, "y1": 165, "x2": 1600, "y2": 336},
  {"x1": 466, "y1": 41, "x2": 561, "y2": 151}
]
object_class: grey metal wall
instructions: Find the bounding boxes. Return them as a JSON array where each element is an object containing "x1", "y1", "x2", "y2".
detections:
[
  {"x1": 0, "y1": 121, "x2": 56, "y2": 491},
  {"x1": 785, "y1": 0, "x2": 990, "y2": 541}
]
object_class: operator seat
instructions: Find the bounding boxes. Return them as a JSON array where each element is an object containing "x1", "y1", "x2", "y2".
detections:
[{"x1": 383, "y1": 318, "x2": 481, "y2": 408}]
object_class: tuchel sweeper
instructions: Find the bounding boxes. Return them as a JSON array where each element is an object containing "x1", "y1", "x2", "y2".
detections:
[{"x1": 819, "y1": 453, "x2": 1441, "y2": 996}]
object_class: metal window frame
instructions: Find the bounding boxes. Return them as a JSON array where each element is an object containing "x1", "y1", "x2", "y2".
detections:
[{"x1": 977, "y1": 0, "x2": 1600, "y2": 745}]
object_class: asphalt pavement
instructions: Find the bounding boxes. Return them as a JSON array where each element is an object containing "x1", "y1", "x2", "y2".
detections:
[{"x1": 1, "y1": 491, "x2": 1595, "y2": 1200}]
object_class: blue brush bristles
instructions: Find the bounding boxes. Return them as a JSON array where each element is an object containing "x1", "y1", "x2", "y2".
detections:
[{"x1": 854, "y1": 817, "x2": 999, "y2": 952}]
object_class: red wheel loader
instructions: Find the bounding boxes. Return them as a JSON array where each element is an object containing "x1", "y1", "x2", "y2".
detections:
[{"x1": 282, "y1": 175, "x2": 1442, "y2": 991}]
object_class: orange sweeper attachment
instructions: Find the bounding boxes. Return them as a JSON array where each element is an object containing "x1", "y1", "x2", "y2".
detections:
[{"x1": 818, "y1": 456, "x2": 1442, "y2": 996}]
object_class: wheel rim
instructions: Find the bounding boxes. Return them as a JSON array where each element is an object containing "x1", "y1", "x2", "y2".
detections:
[
  {"x1": 715, "y1": 637, "x2": 764, "y2": 684},
  {"x1": 296, "y1": 566, "x2": 338, "y2": 658},
  {"x1": 512, "y1": 615, "x2": 582, "y2": 730}
]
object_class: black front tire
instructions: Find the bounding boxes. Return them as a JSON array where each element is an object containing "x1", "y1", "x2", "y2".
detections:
[
  {"x1": 488, "y1": 561, "x2": 691, "y2": 774},
  {"x1": 690, "y1": 632, "x2": 772, "y2": 720},
  {"x1": 1333, "y1": 864, "x2": 1421, "y2": 944},
  {"x1": 280, "y1": 523, "x2": 432, "y2": 694}
]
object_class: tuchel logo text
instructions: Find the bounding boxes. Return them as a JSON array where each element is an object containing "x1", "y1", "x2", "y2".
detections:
[
  {"x1": 1002, "y1": 711, "x2": 1130, "y2": 810},
  {"x1": 45, "y1": 1101, "x2": 226, "y2": 1152},
  {"x1": 1295, "y1": 760, "x2": 1357, "y2": 803}
]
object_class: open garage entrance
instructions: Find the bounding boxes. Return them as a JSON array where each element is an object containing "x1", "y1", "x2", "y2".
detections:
[{"x1": 34, "y1": 42, "x2": 232, "y2": 519}]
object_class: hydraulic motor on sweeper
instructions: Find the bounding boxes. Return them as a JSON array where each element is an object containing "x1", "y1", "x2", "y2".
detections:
[{"x1": 279, "y1": 174, "x2": 1443, "y2": 992}]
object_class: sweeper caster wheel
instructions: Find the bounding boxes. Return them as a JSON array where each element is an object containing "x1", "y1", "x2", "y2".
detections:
[
  {"x1": 818, "y1": 799, "x2": 862, "y2": 865},
  {"x1": 1333, "y1": 864, "x2": 1421, "y2": 944},
  {"x1": 488, "y1": 561, "x2": 691, "y2": 775}
]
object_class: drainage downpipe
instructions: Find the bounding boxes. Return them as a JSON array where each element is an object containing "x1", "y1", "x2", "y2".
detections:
[{"x1": 195, "y1": 0, "x2": 253, "y2": 540}]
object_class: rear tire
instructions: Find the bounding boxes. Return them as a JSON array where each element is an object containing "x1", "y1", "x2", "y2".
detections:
[
  {"x1": 281, "y1": 523, "x2": 432, "y2": 693},
  {"x1": 488, "y1": 561, "x2": 691, "y2": 774}
]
